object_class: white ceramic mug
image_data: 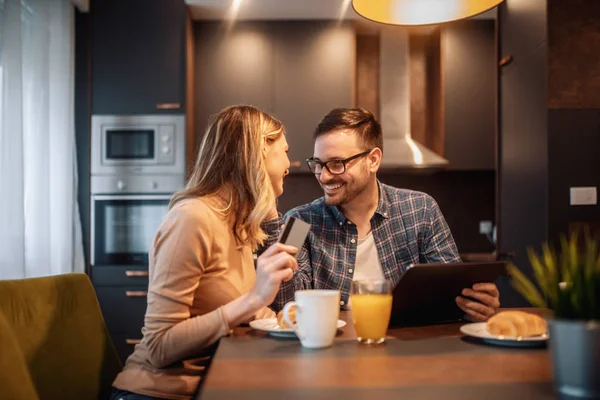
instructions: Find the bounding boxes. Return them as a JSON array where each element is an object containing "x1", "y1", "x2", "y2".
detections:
[{"x1": 282, "y1": 290, "x2": 340, "y2": 348}]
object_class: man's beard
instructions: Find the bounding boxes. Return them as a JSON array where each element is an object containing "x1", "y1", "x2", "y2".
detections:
[{"x1": 323, "y1": 178, "x2": 368, "y2": 207}]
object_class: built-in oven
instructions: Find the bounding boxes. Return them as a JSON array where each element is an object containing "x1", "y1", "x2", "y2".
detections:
[{"x1": 91, "y1": 194, "x2": 171, "y2": 266}]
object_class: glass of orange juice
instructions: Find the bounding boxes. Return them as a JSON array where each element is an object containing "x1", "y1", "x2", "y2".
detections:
[{"x1": 350, "y1": 279, "x2": 393, "y2": 344}]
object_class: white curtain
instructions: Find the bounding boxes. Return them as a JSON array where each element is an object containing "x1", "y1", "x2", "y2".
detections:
[{"x1": 0, "y1": 0, "x2": 84, "y2": 279}]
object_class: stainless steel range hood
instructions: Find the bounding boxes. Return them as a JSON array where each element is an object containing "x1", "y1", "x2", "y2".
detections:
[{"x1": 379, "y1": 28, "x2": 449, "y2": 171}]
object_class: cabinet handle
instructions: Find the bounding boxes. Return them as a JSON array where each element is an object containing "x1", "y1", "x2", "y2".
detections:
[
  {"x1": 125, "y1": 270, "x2": 149, "y2": 277},
  {"x1": 156, "y1": 103, "x2": 181, "y2": 110},
  {"x1": 499, "y1": 55, "x2": 513, "y2": 67},
  {"x1": 290, "y1": 161, "x2": 302, "y2": 168},
  {"x1": 125, "y1": 290, "x2": 148, "y2": 297},
  {"x1": 125, "y1": 339, "x2": 142, "y2": 345}
]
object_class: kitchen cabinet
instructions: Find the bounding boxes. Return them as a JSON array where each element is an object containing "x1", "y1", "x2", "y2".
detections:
[
  {"x1": 271, "y1": 22, "x2": 355, "y2": 172},
  {"x1": 91, "y1": 0, "x2": 186, "y2": 115},
  {"x1": 194, "y1": 21, "x2": 354, "y2": 173},
  {"x1": 500, "y1": 0, "x2": 547, "y2": 67},
  {"x1": 496, "y1": 0, "x2": 548, "y2": 307},
  {"x1": 194, "y1": 22, "x2": 276, "y2": 123},
  {"x1": 95, "y1": 286, "x2": 148, "y2": 334},
  {"x1": 91, "y1": 266, "x2": 149, "y2": 364},
  {"x1": 442, "y1": 19, "x2": 496, "y2": 171},
  {"x1": 88, "y1": 0, "x2": 187, "y2": 363}
]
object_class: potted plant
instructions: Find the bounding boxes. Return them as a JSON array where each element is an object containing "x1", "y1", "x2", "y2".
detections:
[{"x1": 508, "y1": 232, "x2": 600, "y2": 400}]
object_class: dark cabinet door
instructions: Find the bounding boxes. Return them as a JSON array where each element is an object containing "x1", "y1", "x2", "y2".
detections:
[
  {"x1": 194, "y1": 21, "x2": 276, "y2": 136},
  {"x1": 272, "y1": 22, "x2": 355, "y2": 173},
  {"x1": 496, "y1": 0, "x2": 548, "y2": 307},
  {"x1": 91, "y1": 0, "x2": 186, "y2": 115},
  {"x1": 193, "y1": 21, "x2": 354, "y2": 174},
  {"x1": 442, "y1": 19, "x2": 496, "y2": 171},
  {"x1": 95, "y1": 286, "x2": 148, "y2": 335},
  {"x1": 111, "y1": 333, "x2": 143, "y2": 365}
]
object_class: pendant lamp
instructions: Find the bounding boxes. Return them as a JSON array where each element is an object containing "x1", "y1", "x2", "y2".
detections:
[{"x1": 352, "y1": 0, "x2": 504, "y2": 26}]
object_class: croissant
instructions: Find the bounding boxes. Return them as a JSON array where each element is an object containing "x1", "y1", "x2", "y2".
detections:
[
  {"x1": 486, "y1": 311, "x2": 547, "y2": 338},
  {"x1": 277, "y1": 305, "x2": 296, "y2": 329}
]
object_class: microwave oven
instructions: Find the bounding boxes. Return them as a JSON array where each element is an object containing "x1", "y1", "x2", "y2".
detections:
[{"x1": 91, "y1": 115, "x2": 185, "y2": 175}]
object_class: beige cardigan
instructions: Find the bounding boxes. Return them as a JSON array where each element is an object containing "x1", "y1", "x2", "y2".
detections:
[{"x1": 113, "y1": 196, "x2": 256, "y2": 399}]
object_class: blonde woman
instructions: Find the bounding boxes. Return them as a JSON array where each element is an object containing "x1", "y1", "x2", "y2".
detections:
[{"x1": 111, "y1": 105, "x2": 298, "y2": 400}]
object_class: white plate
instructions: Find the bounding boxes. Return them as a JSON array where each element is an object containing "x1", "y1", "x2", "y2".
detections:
[
  {"x1": 460, "y1": 322, "x2": 549, "y2": 347},
  {"x1": 249, "y1": 318, "x2": 347, "y2": 338}
]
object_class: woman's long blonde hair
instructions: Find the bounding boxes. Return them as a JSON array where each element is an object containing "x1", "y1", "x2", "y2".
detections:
[{"x1": 170, "y1": 105, "x2": 284, "y2": 250}]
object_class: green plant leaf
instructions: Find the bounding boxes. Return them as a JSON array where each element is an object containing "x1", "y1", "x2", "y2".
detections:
[
  {"x1": 510, "y1": 231, "x2": 599, "y2": 320},
  {"x1": 568, "y1": 233, "x2": 579, "y2": 279},
  {"x1": 507, "y1": 263, "x2": 546, "y2": 308},
  {"x1": 559, "y1": 234, "x2": 574, "y2": 284},
  {"x1": 541, "y1": 243, "x2": 558, "y2": 284},
  {"x1": 528, "y1": 249, "x2": 549, "y2": 296}
]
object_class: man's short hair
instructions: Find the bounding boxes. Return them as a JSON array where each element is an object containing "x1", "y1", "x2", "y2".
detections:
[{"x1": 313, "y1": 107, "x2": 383, "y2": 152}]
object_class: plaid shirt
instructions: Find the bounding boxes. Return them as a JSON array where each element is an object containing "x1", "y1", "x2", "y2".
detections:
[{"x1": 260, "y1": 182, "x2": 461, "y2": 311}]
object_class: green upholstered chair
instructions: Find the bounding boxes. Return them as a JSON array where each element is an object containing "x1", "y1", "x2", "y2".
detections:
[
  {"x1": 0, "y1": 311, "x2": 40, "y2": 400},
  {"x1": 0, "y1": 273, "x2": 122, "y2": 399}
]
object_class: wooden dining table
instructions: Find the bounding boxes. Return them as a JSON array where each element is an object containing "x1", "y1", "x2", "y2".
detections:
[{"x1": 201, "y1": 309, "x2": 557, "y2": 399}]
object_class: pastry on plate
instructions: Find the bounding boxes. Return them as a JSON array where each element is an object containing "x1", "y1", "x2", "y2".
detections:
[
  {"x1": 486, "y1": 310, "x2": 547, "y2": 338},
  {"x1": 276, "y1": 305, "x2": 296, "y2": 329}
]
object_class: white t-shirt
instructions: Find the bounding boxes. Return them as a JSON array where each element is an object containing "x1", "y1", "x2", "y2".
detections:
[{"x1": 346, "y1": 231, "x2": 384, "y2": 310}]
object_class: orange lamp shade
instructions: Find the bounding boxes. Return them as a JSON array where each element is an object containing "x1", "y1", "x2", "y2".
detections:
[{"x1": 352, "y1": 0, "x2": 504, "y2": 26}]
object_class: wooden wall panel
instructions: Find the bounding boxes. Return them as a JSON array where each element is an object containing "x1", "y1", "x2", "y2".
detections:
[
  {"x1": 548, "y1": 0, "x2": 600, "y2": 108},
  {"x1": 355, "y1": 34, "x2": 380, "y2": 119},
  {"x1": 409, "y1": 30, "x2": 444, "y2": 156}
]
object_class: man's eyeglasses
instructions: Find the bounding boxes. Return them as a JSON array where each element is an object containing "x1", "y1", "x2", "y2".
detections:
[{"x1": 306, "y1": 149, "x2": 372, "y2": 175}]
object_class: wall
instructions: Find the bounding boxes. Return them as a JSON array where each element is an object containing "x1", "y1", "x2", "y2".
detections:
[
  {"x1": 278, "y1": 171, "x2": 496, "y2": 253},
  {"x1": 548, "y1": 0, "x2": 600, "y2": 109},
  {"x1": 547, "y1": 0, "x2": 600, "y2": 244},
  {"x1": 548, "y1": 110, "x2": 600, "y2": 242}
]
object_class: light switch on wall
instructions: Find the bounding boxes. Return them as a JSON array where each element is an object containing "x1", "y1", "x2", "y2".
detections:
[
  {"x1": 479, "y1": 220, "x2": 493, "y2": 235},
  {"x1": 570, "y1": 187, "x2": 597, "y2": 206}
]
